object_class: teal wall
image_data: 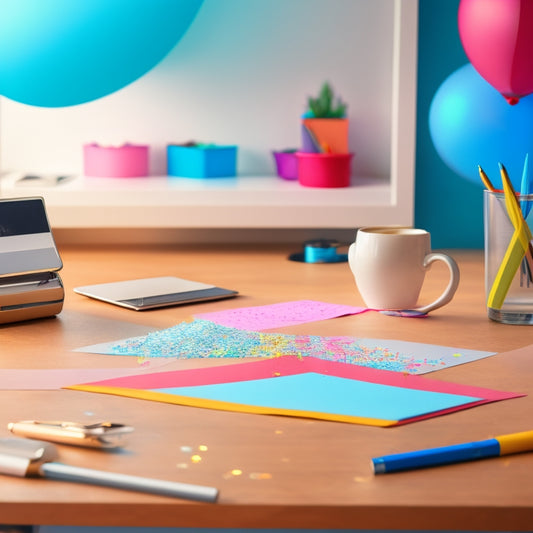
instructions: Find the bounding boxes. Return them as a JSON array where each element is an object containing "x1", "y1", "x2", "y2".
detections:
[{"x1": 415, "y1": 0, "x2": 483, "y2": 249}]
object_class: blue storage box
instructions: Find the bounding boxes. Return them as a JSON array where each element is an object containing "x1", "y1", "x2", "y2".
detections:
[{"x1": 167, "y1": 144, "x2": 237, "y2": 178}]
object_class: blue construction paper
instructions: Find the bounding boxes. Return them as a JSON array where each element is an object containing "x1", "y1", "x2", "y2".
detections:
[{"x1": 151, "y1": 372, "x2": 482, "y2": 422}]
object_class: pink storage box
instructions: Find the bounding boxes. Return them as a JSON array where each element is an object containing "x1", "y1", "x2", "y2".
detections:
[{"x1": 83, "y1": 143, "x2": 149, "y2": 177}]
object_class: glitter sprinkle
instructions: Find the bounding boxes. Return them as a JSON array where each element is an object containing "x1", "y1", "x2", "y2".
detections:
[
  {"x1": 250, "y1": 472, "x2": 272, "y2": 480},
  {"x1": 198, "y1": 444, "x2": 208, "y2": 452},
  {"x1": 190, "y1": 454, "x2": 202, "y2": 464},
  {"x1": 353, "y1": 475, "x2": 373, "y2": 483},
  {"x1": 222, "y1": 469, "x2": 244, "y2": 479},
  {"x1": 105, "y1": 318, "x2": 451, "y2": 374},
  {"x1": 222, "y1": 469, "x2": 243, "y2": 478}
]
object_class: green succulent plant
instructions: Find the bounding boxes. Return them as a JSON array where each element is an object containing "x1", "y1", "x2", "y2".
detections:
[{"x1": 306, "y1": 82, "x2": 347, "y2": 119}]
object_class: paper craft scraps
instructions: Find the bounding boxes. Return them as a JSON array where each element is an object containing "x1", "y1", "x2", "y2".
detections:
[
  {"x1": 67, "y1": 356, "x2": 523, "y2": 427},
  {"x1": 194, "y1": 300, "x2": 370, "y2": 330},
  {"x1": 75, "y1": 319, "x2": 496, "y2": 375},
  {"x1": 0, "y1": 359, "x2": 173, "y2": 390}
]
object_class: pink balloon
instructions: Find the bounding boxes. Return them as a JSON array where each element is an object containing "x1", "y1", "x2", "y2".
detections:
[{"x1": 458, "y1": 0, "x2": 533, "y2": 104}]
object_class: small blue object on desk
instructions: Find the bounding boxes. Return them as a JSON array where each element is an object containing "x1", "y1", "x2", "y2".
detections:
[
  {"x1": 372, "y1": 430, "x2": 533, "y2": 474},
  {"x1": 167, "y1": 143, "x2": 237, "y2": 178},
  {"x1": 288, "y1": 239, "x2": 348, "y2": 263}
]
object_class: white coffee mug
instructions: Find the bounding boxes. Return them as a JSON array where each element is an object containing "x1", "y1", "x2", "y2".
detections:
[{"x1": 348, "y1": 226, "x2": 460, "y2": 314}]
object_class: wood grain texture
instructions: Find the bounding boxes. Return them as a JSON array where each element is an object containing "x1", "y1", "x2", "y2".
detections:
[{"x1": 1, "y1": 245, "x2": 533, "y2": 529}]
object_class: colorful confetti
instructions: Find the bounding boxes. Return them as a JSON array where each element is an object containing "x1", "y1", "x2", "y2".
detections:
[{"x1": 77, "y1": 319, "x2": 496, "y2": 375}]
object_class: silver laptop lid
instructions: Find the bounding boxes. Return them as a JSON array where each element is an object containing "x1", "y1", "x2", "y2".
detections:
[{"x1": 0, "y1": 197, "x2": 62, "y2": 277}]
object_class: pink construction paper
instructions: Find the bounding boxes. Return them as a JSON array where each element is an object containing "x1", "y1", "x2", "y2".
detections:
[
  {"x1": 194, "y1": 300, "x2": 370, "y2": 330},
  {"x1": 73, "y1": 356, "x2": 524, "y2": 426},
  {"x1": 77, "y1": 355, "x2": 522, "y2": 401},
  {"x1": 0, "y1": 360, "x2": 172, "y2": 390}
]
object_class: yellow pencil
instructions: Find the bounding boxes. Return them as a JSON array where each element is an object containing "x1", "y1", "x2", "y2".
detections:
[
  {"x1": 487, "y1": 164, "x2": 533, "y2": 308},
  {"x1": 478, "y1": 165, "x2": 496, "y2": 192}
]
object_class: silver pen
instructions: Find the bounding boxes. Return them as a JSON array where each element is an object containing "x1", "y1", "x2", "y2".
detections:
[{"x1": 0, "y1": 438, "x2": 218, "y2": 503}]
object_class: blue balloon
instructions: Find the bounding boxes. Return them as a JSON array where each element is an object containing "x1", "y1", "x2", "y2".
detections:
[
  {"x1": 429, "y1": 63, "x2": 533, "y2": 190},
  {"x1": 0, "y1": 0, "x2": 203, "y2": 107}
]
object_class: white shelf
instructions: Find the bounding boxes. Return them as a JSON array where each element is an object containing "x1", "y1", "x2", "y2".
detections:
[
  {"x1": 0, "y1": 173, "x2": 409, "y2": 229},
  {"x1": 0, "y1": 0, "x2": 418, "y2": 234}
]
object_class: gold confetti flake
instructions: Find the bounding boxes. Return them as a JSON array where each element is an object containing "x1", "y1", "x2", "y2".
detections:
[
  {"x1": 249, "y1": 472, "x2": 272, "y2": 480},
  {"x1": 353, "y1": 475, "x2": 373, "y2": 483},
  {"x1": 222, "y1": 469, "x2": 243, "y2": 479}
]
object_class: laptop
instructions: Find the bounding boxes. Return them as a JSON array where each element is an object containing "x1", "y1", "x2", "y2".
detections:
[
  {"x1": 0, "y1": 197, "x2": 63, "y2": 277},
  {"x1": 0, "y1": 197, "x2": 64, "y2": 323},
  {"x1": 74, "y1": 276, "x2": 238, "y2": 311}
]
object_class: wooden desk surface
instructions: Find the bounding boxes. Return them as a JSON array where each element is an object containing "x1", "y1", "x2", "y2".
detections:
[{"x1": 2, "y1": 244, "x2": 533, "y2": 530}]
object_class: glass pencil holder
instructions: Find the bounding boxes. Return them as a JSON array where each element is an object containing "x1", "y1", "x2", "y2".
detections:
[{"x1": 484, "y1": 189, "x2": 533, "y2": 324}]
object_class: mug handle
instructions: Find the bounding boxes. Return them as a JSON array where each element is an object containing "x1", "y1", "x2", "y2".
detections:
[{"x1": 413, "y1": 253, "x2": 460, "y2": 314}]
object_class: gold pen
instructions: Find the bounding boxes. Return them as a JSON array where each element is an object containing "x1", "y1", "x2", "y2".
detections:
[{"x1": 7, "y1": 420, "x2": 134, "y2": 449}]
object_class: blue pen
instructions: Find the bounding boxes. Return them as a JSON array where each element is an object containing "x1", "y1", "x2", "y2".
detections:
[
  {"x1": 518, "y1": 154, "x2": 533, "y2": 285},
  {"x1": 520, "y1": 153, "x2": 531, "y2": 217},
  {"x1": 372, "y1": 430, "x2": 533, "y2": 474}
]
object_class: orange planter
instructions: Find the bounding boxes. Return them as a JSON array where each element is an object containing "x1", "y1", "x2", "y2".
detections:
[{"x1": 301, "y1": 118, "x2": 349, "y2": 153}]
